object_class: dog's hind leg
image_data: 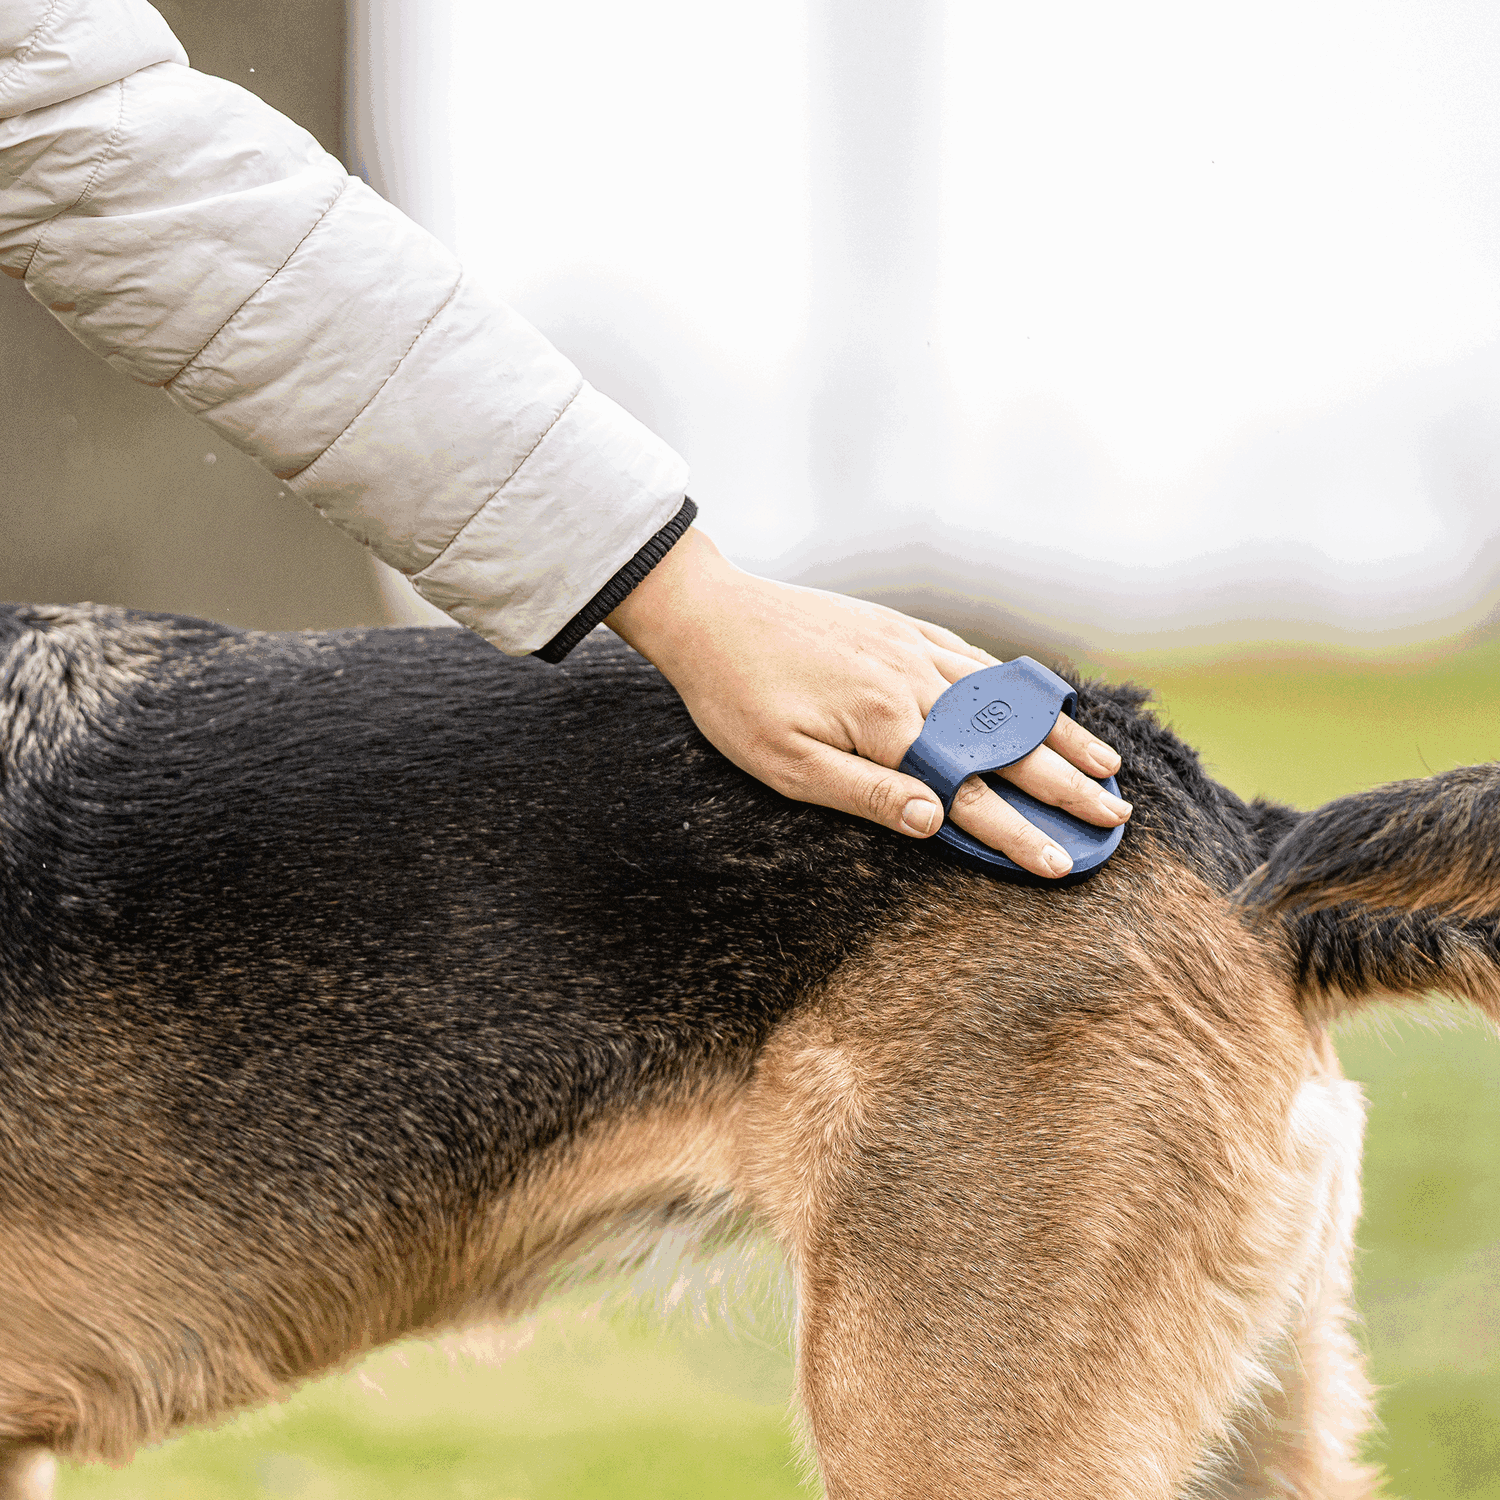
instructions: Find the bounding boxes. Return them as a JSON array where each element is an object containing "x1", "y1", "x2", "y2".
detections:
[
  {"x1": 741, "y1": 877, "x2": 1332, "y2": 1499},
  {"x1": 0, "y1": 1447, "x2": 54, "y2": 1500}
]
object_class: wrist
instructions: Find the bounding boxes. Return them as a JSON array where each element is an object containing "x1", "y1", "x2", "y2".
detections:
[
  {"x1": 533, "y1": 499, "x2": 698, "y2": 664},
  {"x1": 605, "y1": 525, "x2": 729, "y2": 671}
]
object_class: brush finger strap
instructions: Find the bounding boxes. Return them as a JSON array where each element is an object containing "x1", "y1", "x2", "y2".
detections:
[{"x1": 897, "y1": 656, "x2": 1124, "y2": 881}]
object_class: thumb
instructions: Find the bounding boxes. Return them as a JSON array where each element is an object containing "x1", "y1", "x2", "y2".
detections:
[{"x1": 787, "y1": 741, "x2": 945, "y2": 838}]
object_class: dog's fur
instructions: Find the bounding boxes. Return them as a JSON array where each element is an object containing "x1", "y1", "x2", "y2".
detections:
[{"x1": 0, "y1": 601, "x2": 1496, "y2": 1498}]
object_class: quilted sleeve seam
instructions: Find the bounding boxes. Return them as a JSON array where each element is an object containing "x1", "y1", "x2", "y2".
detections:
[
  {"x1": 18, "y1": 72, "x2": 127, "y2": 279},
  {"x1": 165, "y1": 173, "x2": 350, "y2": 389},
  {"x1": 0, "y1": 0, "x2": 65, "y2": 100},
  {"x1": 267, "y1": 263, "x2": 466, "y2": 485},
  {"x1": 412, "y1": 380, "x2": 585, "y2": 580}
]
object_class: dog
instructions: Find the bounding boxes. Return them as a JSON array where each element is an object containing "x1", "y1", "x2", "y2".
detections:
[{"x1": 0, "y1": 600, "x2": 1496, "y2": 1499}]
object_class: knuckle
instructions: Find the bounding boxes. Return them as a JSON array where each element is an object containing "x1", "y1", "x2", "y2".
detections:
[
  {"x1": 848, "y1": 687, "x2": 891, "y2": 730},
  {"x1": 859, "y1": 775, "x2": 905, "y2": 825},
  {"x1": 952, "y1": 774, "x2": 988, "y2": 811},
  {"x1": 856, "y1": 704, "x2": 921, "y2": 764},
  {"x1": 1065, "y1": 767, "x2": 1094, "y2": 799},
  {"x1": 767, "y1": 749, "x2": 819, "y2": 800},
  {"x1": 1004, "y1": 809, "x2": 1047, "y2": 850}
]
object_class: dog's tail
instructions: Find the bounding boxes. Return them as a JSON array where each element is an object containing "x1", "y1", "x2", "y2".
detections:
[{"x1": 1236, "y1": 764, "x2": 1500, "y2": 1022}]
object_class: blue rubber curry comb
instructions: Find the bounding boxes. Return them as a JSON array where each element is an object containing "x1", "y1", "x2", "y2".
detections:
[{"x1": 897, "y1": 656, "x2": 1124, "y2": 881}]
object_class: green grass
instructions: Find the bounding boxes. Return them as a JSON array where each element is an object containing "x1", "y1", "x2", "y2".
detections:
[
  {"x1": 1341, "y1": 1015, "x2": 1500, "y2": 1499},
  {"x1": 58, "y1": 638, "x2": 1500, "y2": 1498},
  {"x1": 60, "y1": 1290, "x2": 804, "y2": 1500},
  {"x1": 1119, "y1": 636, "x2": 1500, "y2": 809}
]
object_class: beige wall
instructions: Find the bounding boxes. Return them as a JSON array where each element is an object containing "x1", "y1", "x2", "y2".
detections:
[{"x1": 0, "y1": 0, "x2": 389, "y2": 632}]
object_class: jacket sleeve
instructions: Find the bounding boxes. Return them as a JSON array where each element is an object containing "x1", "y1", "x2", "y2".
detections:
[{"x1": 0, "y1": 0, "x2": 691, "y2": 657}]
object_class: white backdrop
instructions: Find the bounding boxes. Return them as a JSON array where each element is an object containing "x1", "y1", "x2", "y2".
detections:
[{"x1": 349, "y1": 0, "x2": 1500, "y2": 646}]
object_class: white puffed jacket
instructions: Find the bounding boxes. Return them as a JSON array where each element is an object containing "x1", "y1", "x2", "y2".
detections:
[{"x1": 0, "y1": 0, "x2": 692, "y2": 657}]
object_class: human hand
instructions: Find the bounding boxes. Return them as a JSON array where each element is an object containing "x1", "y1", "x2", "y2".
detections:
[{"x1": 605, "y1": 528, "x2": 1130, "y2": 877}]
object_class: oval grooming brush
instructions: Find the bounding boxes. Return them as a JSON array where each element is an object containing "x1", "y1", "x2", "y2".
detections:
[{"x1": 899, "y1": 656, "x2": 1124, "y2": 881}]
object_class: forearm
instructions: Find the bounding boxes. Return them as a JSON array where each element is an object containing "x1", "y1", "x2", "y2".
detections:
[{"x1": 0, "y1": 0, "x2": 687, "y2": 656}]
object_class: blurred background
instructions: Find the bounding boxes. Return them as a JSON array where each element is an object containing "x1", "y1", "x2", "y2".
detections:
[{"x1": 5, "y1": 0, "x2": 1498, "y2": 1495}]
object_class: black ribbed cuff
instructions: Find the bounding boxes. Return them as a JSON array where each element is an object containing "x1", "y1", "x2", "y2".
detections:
[{"x1": 533, "y1": 497, "x2": 698, "y2": 664}]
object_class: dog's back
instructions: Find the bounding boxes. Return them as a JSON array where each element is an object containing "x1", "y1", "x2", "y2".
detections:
[{"x1": 0, "y1": 602, "x2": 1496, "y2": 1499}]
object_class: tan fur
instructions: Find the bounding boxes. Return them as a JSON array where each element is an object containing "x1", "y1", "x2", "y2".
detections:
[
  {"x1": 735, "y1": 864, "x2": 1381, "y2": 1498},
  {"x1": 463, "y1": 1091, "x2": 750, "y2": 1319},
  {"x1": 0, "y1": 848, "x2": 1409, "y2": 1496},
  {"x1": 0, "y1": 1095, "x2": 744, "y2": 1467}
]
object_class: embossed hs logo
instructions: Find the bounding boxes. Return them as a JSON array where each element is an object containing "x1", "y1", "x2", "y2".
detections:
[{"x1": 971, "y1": 700, "x2": 1013, "y2": 733}]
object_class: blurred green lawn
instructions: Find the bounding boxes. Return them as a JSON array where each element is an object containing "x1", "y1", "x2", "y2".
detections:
[{"x1": 60, "y1": 640, "x2": 1500, "y2": 1499}]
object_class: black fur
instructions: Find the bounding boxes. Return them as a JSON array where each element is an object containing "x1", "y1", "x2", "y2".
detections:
[
  {"x1": 1287, "y1": 906, "x2": 1500, "y2": 1002},
  {"x1": 1236, "y1": 762, "x2": 1500, "y2": 1005}
]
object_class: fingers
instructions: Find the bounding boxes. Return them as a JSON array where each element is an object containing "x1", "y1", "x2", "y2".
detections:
[
  {"x1": 1045, "y1": 712, "x2": 1121, "y2": 778},
  {"x1": 997, "y1": 742, "x2": 1132, "y2": 828},
  {"x1": 944, "y1": 718, "x2": 1133, "y2": 879},
  {"x1": 928, "y1": 645, "x2": 993, "y2": 687},
  {"x1": 779, "y1": 739, "x2": 946, "y2": 839},
  {"x1": 947, "y1": 775, "x2": 1075, "y2": 878},
  {"x1": 913, "y1": 618, "x2": 1000, "y2": 667},
  {"x1": 837, "y1": 656, "x2": 1126, "y2": 878},
  {"x1": 830, "y1": 654, "x2": 1128, "y2": 878}
]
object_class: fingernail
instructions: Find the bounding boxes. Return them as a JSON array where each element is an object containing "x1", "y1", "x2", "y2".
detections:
[
  {"x1": 1099, "y1": 791, "x2": 1133, "y2": 821},
  {"x1": 1089, "y1": 742, "x2": 1121, "y2": 774},
  {"x1": 902, "y1": 799, "x2": 939, "y2": 836},
  {"x1": 1042, "y1": 843, "x2": 1072, "y2": 876}
]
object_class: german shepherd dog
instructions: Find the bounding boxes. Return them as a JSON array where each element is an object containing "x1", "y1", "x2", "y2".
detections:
[{"x1": 1, "y1": 601, "x2": 1496, "y2": 1499}]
